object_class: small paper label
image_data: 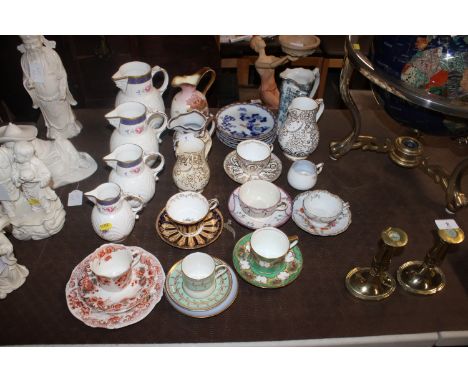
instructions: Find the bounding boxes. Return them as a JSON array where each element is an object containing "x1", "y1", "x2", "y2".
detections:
[
  {"x1": 353, "y1": 43, "x2": 361, "y2": 50},
  {"x1": 0, "y1": 184, "x2": 12, "y2": 201},
  {"x1": 435, "y1": 219, "x2": 459, "y2": 230},
  {"x1": 251, "y1": 99, "x2": 262, "y2": 104},
  {"x1": 28, "y1": 198, "x2": 40, "y2": 206},
  {"x1": 67, "y1": 190, "x2": 83, "y2": 207},
  {"x1": 29, "y1": 61, "x2": 44, "y2": 83},
  {"x1": 99, "y1": 223, "x2": 112, "y2": 232}
]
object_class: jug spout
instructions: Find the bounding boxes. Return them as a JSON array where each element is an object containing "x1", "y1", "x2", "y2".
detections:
[
  {"x1": 84, "y1": 188, "x2": 100, "y2": 205},
  {"x1": 105, "y1": 108, "x2": 121, "y2": 129},
  {"x1": 112, "y1": 69, "x2": 128, "y2": 91}
]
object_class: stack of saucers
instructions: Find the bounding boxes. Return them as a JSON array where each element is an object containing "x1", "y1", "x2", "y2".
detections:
[
  {"x1": 215, "y1": 102, "x2": 277, "y2": 148},
  {"x1": 65, "y1": 244, "x2": 165, "y2": 329}
]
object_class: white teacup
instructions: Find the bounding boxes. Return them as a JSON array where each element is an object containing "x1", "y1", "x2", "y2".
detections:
[
  {"x1": 166, "y1": 191, "x2": 218, "y2": 225},
  {"x1": 236, "y1": 140, "x2": 273, "y2": 173},
  {"x1": 238, "y1": 179, "x2": 287, "y2": 219},
  {"x1": 89, "y1": 244, "x2": 141, "y2": 292},
  {"x1": 181, "y1": 252, "x2": 228, "y2": 299},
  {"x1": 303, "y1": 190, "x2": 349, "y2": 226},
  {"x1": 250, "y1": 227, "x2": 298, "y2": 270},
  {"x1": 287, "y1": 160, "x2": 323, "y2": 190}
]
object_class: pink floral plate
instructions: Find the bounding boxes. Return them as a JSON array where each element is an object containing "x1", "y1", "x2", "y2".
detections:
[{"x1": 66, "y1": 246, "x2": 165, "y2": 329}]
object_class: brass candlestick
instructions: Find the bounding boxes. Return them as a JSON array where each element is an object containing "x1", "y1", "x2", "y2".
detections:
[
  {"x1": 397, "y1": 228, "x2": 465, "y2": 295},
  {"x1": 346, "y1": 227, "x2": 408, "y2": 301}
]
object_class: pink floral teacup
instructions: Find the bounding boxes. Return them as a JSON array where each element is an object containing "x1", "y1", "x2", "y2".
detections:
[{"x1": 89, "y1": 244, "x2": 141, "y2": 292}]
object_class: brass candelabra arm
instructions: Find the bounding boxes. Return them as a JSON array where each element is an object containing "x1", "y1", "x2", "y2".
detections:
[
  {"x1": 329, "y1": 56, "x2": 361, "y2": 160},
  {"x1": 418, "y1": 157, "x2": 451, "y2": 191}
]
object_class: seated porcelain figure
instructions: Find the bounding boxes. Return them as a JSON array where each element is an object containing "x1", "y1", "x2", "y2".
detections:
[
  {"x1": 0, "y1": 215, "x2": 29, "y2": 299},
  {"x1": 0, "y1": 141, "x2": 65, "y2": 240},
  {"x1": 0, "y1": 123, "x2": 97, "y2": 188}
]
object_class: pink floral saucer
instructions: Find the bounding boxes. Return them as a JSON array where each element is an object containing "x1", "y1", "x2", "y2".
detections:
[{"x1": 66, "y1": 246, "x2": 165, "y2": 329}]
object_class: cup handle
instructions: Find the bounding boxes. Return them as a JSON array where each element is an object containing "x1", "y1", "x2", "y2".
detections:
[
  {"x1": 208, "y1": 198, "x2": 219, "y2": 211},
  {"x1": 316, "y1": 162, "x2": 324, "y2": 174},
  {"x1": 268, "y1": 143, "x2": 274, "y2": 153},
  {"x1": 214, "y1": 264, "x2": 229, "y2": 280},
  {"x1": 129, "y1": 248, "x2": 142, "y2": 268},
  {"x1": 276, "y1": 201, "x2": 288, "y2": 211},
  {"x1": 151, "y1": 65, "x2": 169, "y2": 95},
  {"x1": 143, "y1": 152, "x2": 165, "y2": 180},
  {"x1": 315, "y1": 99, "x2": 325, "y2": 122},
  {"x1": 343, "y1": 201, "x2": 350, "y2": 210},
  {"x1": 147, "y1": 111, "x2": 168, "y2": 143},
  {"x1": 288, "y1": 235, "x2": 299, "y2": 249},
  {"x1": 123, "y1": 193, "x2": 145, "y2": 214}
]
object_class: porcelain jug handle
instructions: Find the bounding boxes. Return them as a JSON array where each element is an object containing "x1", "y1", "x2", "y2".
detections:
[
  {"x1": 315, "y1": 99, "x2": 325, "y2": 122},
  {"x1": 309, "y1": 67, "x2": 320, "y2": 99},
  {"x1": 143, "y1": 152, "x2": 165, "y2": 180},
  {"x1": 288, "y1": 235, "x2": 299, "y2": 249},
  {"x1": 206, "y1": 114, "x2": 216, "y2": 137},
  {"x1": 208, "y1": 198, "x2": 219, "y2": 211},
  {"x1": 151, "y1": 66, "x2": 169, "y2": 95},
  {"x1": 147, "y1": 111, "x2": 168, "y2": 143},
  {"x1": 198, "y1": 67, "x2": 216, "y2": 95},
  {"x1": 123, "y1": 193, "x2": 144, "y2": 214},
  {"x1": 316, "y1": 162, "x2": 324, "y2": 175}
]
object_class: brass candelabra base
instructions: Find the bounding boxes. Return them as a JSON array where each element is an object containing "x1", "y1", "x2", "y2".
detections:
[
  {"x1": 397, "y1": 260, "x2": 446, "y2": 295},
  {"x1": 345, "y1": 267, "x2": 396, "y2": 301}
]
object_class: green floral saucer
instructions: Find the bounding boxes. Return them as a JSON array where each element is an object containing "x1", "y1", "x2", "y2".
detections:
[
  {"x1": 232, "y1": 233, "x2": 303, "y2": 288},
  {"x1": 165, "y1": 257, "x2": 232, "y2": 311}
]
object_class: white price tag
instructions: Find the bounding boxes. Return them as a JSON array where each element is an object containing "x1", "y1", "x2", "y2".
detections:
[
  {"x1": 435, "y1": 219, "x2": 459, "y2": 230},
  {"x1": 29, "y1": 61, "x2": 44, "y2": 83},
  {"x1": 67, "y1": 190, "x2": 83, "y2": 207},
  {"x1": 0, "y1": 184, "x2": 12, "y2": 201}
]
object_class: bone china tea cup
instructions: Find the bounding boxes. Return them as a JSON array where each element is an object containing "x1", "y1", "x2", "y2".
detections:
[
  {"x1": 249, "y1": 227, "x2": 298, "y2": 270},
  {"x1": 89, "y1": 244, "x2": 141, "y2": 293},
  {"x1": 236, "y1": 139, "x2": 273, "y2": 173},
  {"x1": 303, "y1": 190, "x2": 348, "y2": 226},
  {"x1": 287, "y1": 160, "x2": 323, "y2": 191},
  {"x1": 181, "y1": 252, "x2": 228, "y2": 298},
  {"x1": 166, "y1": 191, "x2": 218, "y2": 225},
  {"x1": 238, "y1": 179, "x2": 287, "y2": 219}
]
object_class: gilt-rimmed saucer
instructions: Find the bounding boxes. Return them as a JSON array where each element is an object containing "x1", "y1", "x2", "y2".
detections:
[
  {"x1": 232, "y1": 233, "x2": 303, "y2": 288},
  {"x1": 165, "y1": 259, "x2": 238, "y2": 318},
  {"x1": 65, "y1": 246, "x2": 165, "y2": 329},
  {"x1": 165, "y1": 257, "x2": 234, "y2": 314},
  {"x1": 228, "y1": 186, "x2": 292, "y2": 230},
  {"x1": 156, "y1": 208, "x2": 224, "y2": 250},
  {"x1": 292, "y1": 191, "x2": 352, "y2": 236},
  {"x1": 223, "y1": 150, "x2": 282, "y2": 184}
]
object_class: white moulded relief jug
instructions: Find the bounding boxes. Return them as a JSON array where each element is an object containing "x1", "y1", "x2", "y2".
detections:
[{"x1": 112, "y1": 61, "x2": 169, "y2": 113}]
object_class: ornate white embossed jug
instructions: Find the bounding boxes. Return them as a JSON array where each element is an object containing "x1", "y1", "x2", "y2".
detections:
[
  {"x1": 85, "y1": 182, "x2": 143, "y2": 242},
  {"x1": 168, "y1": 110, "x2": 215, "y2": 157},
  {"x1": 277, "y1": 96, "x2": 324, "y2": 161},
  {"x1": 103, "y1": 144, "x2": 165, "y2": 206},
  {"x1": 112, "y1": 61, "x2": 169, "y2": 113},
  {"x1": 105, "y1": 101, "x2": 167, "y2": 164},
  {"x1": 173, "y1": 137, "x2": 210, "y2": 192}
]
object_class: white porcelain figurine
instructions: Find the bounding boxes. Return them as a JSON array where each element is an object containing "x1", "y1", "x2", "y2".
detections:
[
  {"x1": 0, "y1": 123, "x2": 97, "y2": 188},
  {"x1": 18, "y1": 35, "x2": 82, "y2": 140},
  {"x1": 0, "y1": 141, "x2": 65, "y2": 240},
  {"x1": 0, "y1": 215, "x2": 29, "y2": 299}
]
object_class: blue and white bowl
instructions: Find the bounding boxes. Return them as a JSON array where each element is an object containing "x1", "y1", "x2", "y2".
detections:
[{"x1": 216, "y1": 102, "x2": 276, "y2": 146}]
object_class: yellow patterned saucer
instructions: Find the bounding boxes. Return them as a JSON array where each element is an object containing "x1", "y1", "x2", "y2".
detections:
[{"x1": 156, "y1": 208, "x2": 224, "y2": 249}]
